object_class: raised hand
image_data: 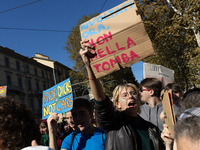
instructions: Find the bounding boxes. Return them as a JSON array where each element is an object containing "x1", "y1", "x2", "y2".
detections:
[
  {"x1": 47, "y1": 112, "x2": 59, "y2": 133},
  {"x1": 47, "y1": 112, "x2": 59, "y2": 150},
  {"x1": 79, "y1": 39, "x2": 96, "y2": 67},
  {"x1": 161, "y1": 124, "x2": 174, "y2": 150}
]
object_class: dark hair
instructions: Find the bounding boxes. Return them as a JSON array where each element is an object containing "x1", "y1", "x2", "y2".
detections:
[
  {"x1": 140, "y1": 78, "x2": 162, "y2": 97},
  {"x1": 181, "y1": 88, "x2": 200, "y2": 112},
  {"x1": 174, "y1": 116, "x2": 200, "y2": 142},
  {"x1": 57, "y1": 121, "x2": 65, "y2": 134},
  {"x1": 0, "y1": 96, "x2": 40, "y2": 150},
  {"x1": 38, "y1": 119, "x2": 47, "y2": 127},
  {"x1": 164, "y1": 83, "x2": 182, "y2": 93},
  {"x1": 72, "y1": 98, "x2": 93, "y2": 113},
  {"x1": 183, "y1": 88, "x2": 200, "y2": 99}
]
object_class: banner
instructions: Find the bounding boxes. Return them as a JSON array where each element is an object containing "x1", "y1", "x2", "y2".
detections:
[
  {"x1": 143, "y1": 62, "x2": 174, "y2": 87},
  {"x1": 0, "y1": 86, "x2": 7, "y2": 96},
  {"x1": 80, "y1": 0, "x2": 155, "y2": 78},
  {"x1": 42, "y1": 78, "x2": 73, "y2": 119}
]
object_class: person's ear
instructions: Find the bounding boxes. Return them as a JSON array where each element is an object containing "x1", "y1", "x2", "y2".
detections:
[
  {"x1": 115, "y1": 101, "x2": 121, "y2": 109},
  {"x1": 89, "y1": 112, "x2": 93, "y2": 119},
  {"x1": 149, "y1": 89, "x2": 154, "y2": 96}
]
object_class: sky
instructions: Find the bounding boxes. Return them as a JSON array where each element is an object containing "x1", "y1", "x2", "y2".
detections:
[{"x1": 0, "y1": 0, "x2": 143, "y2": 83}]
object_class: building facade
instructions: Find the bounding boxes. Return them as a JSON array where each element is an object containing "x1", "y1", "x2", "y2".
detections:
[{"x1": 0, "y1": 46, "x2": 72, "y2": 119}]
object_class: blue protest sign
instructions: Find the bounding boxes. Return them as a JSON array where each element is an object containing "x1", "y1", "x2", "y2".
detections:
[{"x1": 42, "y1": 78, "x2": 73, "y2": 119}]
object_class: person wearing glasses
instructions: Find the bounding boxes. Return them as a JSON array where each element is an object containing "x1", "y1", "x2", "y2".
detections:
[
  {"x1": 79, "y1": 39, "x2": 165, "y2": 150},
  {"x1": 139, "y1": 78, "x2": 181, "y2": 131},
  {"x1": 47, "y1": 98, "x2": 105, "y2": 150}
]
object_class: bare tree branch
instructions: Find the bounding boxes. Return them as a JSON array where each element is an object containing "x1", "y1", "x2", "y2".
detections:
[{"x1": 166, "y1": 0, "x2": 182, "y2": 15}]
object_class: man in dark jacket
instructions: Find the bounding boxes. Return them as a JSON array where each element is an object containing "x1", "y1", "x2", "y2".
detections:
[{"x1": 79, "y1": 39, "x2": 165, "y2": 150}]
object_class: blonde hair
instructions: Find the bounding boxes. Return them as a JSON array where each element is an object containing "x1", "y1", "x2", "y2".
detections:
[{"x1": 111, "y1": 83, "x2": 141, "y2": 113}]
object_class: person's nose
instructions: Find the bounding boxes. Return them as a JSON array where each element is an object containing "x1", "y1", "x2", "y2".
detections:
[
  {"x1": 128, "y1": 93, "x2": 133, "y2": 98},
  {"x1": 40, "y1": 129, "x2": 43, "y2": 133},
  {"x1": 70, "y1": 118, "x2": 74, "y2": 123}
]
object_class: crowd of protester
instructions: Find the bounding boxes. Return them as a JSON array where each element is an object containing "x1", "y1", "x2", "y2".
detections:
[{"x1": 1, "y1": 40, "x2": 200, "y2": 150}]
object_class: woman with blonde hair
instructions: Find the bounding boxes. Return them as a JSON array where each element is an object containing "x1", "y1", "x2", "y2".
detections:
[{"x1": 111, "y1": 83, "x2": 141, "y2": 114}]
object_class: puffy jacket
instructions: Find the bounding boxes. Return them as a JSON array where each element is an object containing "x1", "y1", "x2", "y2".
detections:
[{"x1": 94, "y1": 96, "x2": 165, "y2": 150}]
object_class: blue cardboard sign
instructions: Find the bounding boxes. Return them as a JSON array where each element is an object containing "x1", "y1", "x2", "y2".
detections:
[{"x1": 42, "y1": 78, "x2": 73, "y2": 119}]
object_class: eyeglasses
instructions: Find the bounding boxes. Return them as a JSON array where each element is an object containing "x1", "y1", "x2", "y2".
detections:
[
  {"x1": 72, "y1": 111, "x2": 89, "y2": 119},
  {"x1": 140, "y1": 88, "x2": 151, "y2": 92},
  {"x1": 120, "y1": 91, "x2": 138, "y2": 99}
]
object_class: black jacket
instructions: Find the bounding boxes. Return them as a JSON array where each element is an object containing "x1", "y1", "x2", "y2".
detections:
[{"x1": 94, "y1": 97, "x2": 165, "y2": 150}]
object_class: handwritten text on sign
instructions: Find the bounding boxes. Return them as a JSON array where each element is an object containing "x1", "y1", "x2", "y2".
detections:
[
  {"x1": 80, "y1": 1, "x2": 133, "y2": 39},
  {"x1": 80, "y1": 0, "x2": 155, "y2": 78},
  {"x1": 42, "y1": 78, "x2": 73, "y2": 119},
  {"x1": 143, "y1": 63, "x2": 174, "y2": 87},
  {"x1": 88, "y1": 31, "x2": 139, "y2": 72}
]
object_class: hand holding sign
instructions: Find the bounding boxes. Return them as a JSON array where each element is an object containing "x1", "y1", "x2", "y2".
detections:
[
  {"x1": 47, "y1": 112, "x2": 59, "y2": 133},
  {"x1": 80, "y1": 39, "x2": 97, "y2": 66},
  {"x1": 161, "y1": 124, "x2": 174, "y2": 148}
]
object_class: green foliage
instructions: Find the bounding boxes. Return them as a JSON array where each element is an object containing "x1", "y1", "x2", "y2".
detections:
[
  {"x1": 65, "y1": 13, "x2": 139, "y2": 98},
  {"x1": 65, "y1": 13, "x2": 99, "y2": 83},
  {"x1": 135, "y1": 0, "x2": 200, "y2": 90}
]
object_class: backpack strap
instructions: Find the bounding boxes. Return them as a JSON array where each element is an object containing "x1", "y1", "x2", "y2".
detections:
[
  {"x1": 70, "y1": 131, "x2": 76, "y2": 149},
  {"x1": 102, "y1": 131, "x2": 105, "y2": 147}
]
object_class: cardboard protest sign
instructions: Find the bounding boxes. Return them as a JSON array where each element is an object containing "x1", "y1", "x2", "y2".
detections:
[
  {"x1": 42, "y1": 78, "x2": 73, "y2": 119},
  {"x1": 143, "y1": 62, "x2": 174, "y2": 87},
  {"x1": 161, "y1": 89, "x2": 176, "y2": 138},
  {"x1": 80, "y1": 0, "x2": 155, "y2": 78},
  {"x1": 0, "y1": 86, "x2": 7, "y2": 96}
]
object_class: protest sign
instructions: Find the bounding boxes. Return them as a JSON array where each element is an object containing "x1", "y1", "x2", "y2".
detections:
[
  {"x1": 80, "y1": 0, "x2": 155, "y2": 78},
  {"x1": 0, "y1": 86, "x2": 7, "y2": 96},
  {"x1": 143, "y1": 62, "x2": 174, "y2": 87},
  {"x1": 161, "y1": 89, "x2": 176, "y2": 138},
  {"x1": 42, "y1": 78, "x2": 73, "y2": 119}
]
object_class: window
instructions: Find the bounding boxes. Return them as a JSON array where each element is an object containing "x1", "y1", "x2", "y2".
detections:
[
  {"x1": 26, "y1": 65, "x2": 30, "y2": 73},
  {"x1": 28, "y1": 80, "x2": 32, "y2": 90},
  {"x1": 38, "y1": 99, "x2": 42, "y2": 111},
  {"x1": 20, "y1": 98, "x2": 24, "y2": 103},
  {"x1": 43, "y1": 82, "x2": 46, "y2": 90},
  {"x1": 34, "y1": 68, "x2": 38, "y2": 76},
  {"x1": 51, "y1": 83, "x2": 54, "y2": 87},
  {"x1": 41, "y1": 70, "x2": 44, "y2": 78},
  {"x1": 5, "y1": 57, "x2": 10, "y2": 67},
  {"x1": 65, "y1": 71, "x2": 69, "y2": 78},
  {"x1": 30, "y1": 98, "x2": 35, "y2": 111},
  {"x1": 18, "y1": 78, "x2": 23, "y2": 89},
  {"x1": 16, "y1": 61, "x2": 20, "y2": 71},
  {"x1": 36, "y1": 81, "x2": 39, "y2": 90},
  {"x1": 6, "y1": 75, "x2": 12, "y2": 85},
  {"x1": 50, "y1": 73, "x2": 53, "y2": 80}
]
